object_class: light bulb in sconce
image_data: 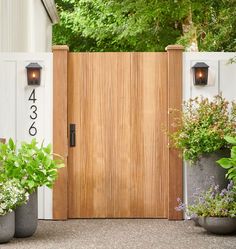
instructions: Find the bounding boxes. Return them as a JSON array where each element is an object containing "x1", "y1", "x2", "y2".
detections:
[
  {"x1": 32, "y1": 72, "x2": 36, "y2": 79},
  {"x1": 199, "y1": 72, "x2": 202, "y2": 78}
]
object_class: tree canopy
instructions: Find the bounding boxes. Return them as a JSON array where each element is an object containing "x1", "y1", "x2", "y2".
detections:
[{"x1": 53, "y1": 0, "x2": 236, "y2": 52}]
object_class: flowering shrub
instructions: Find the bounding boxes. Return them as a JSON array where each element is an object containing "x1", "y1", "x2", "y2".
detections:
[
  {"x1": 170, "y1": 95, "x2": 236, "y2": 162},
  {"x1": 217, "y1": 136, "x2": 236, "y2": 185},
  {"x1": 176, "y1": 180, "x2": 236, "y2": 218},
  {"x1": 0, "y1": 179, "x2": 29, "y2": 216}
]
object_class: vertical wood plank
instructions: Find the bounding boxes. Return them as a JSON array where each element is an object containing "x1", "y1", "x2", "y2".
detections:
[
  {"x1": 130, "y1": 53, "x2": 168, "y2": 217},
  {"x1": 52, "y1": 45, "x2": 68, "y2": 220},
  {"x1": 166, "y1": 45, "x2": 184, "y2": 220},
  {"x1": 92, "y1": 53, "x2": 109, "y2": 217},
  {"x1": 112, "y1": 53, "x2": 131, "y2": 217},
  {"x1": 142, "y1": 53, "x2": 168, "y2": 217},
  {"x1": 130, "y1": 53, "x2": 145, "y2": 217}
]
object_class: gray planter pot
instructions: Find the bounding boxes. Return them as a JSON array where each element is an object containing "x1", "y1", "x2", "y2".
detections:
[
  {"x1": 198, "y1": 217, "x2": 236, "y2": 235},
  {"x1": 0, "y1": 211, "x2": 15, "y2": 243},
  {"x1": 191, "y1": 217, "x2": 200, "y2": 227},
  {"x1": 14, "y1": 190, "x2": 38, "y2": 238},
  {"x1": 186, "y1": 150, "x2": 229, "y2": 205}
]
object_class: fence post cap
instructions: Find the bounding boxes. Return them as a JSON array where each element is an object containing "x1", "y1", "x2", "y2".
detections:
[
  {"x1": 165, "y1": 45, "x2": 184, "y2": 51},
  {"x1": 52, "y1": 45, "x2": 69, "y2": 51}
]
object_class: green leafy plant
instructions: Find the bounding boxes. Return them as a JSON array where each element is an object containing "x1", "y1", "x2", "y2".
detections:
[
  {"x1": 217, "y1": 136, "x2": 236, "y2": 185},
  {"x1": 176, "y1": 180, "x2": 236, "y2": 218},
  {"x1": 0, "y1": 179, "x2": 29, "y2": 216},
  {"x1": 170, "y1": 95, "x2": 236, "y2": 162},
  {"x1": 0, "y1": 139, "x2": 64, "y2": 193}
]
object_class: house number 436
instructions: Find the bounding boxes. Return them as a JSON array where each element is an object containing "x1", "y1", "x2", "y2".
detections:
[{"x1": 28, "y1": 89, "x2": 38, "y2": 136}]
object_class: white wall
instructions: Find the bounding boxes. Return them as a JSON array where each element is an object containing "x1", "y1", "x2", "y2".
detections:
[
  {"x1": 183, "y1": 52, "x2": 236, "y2": 101},
  {"x1": 183, "y1": 52, "x2": 236, "y2": 210},
  {"x1": 0, "y1": 0, "x2": 55, "y2": 217},
  {"x1": 0, "y1": 0, "x2": 52, "y2": 52},
  {"x1": 0, "y1": 53, "x2": 53, "y2": 219}
]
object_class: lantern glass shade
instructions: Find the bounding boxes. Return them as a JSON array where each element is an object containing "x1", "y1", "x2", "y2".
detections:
[
  {"x1": 192, "y1": 62, "x2": 209, "y2": 85},
  {"x1": 26, "y1": 63, "x2": 42, "y2": 86}
]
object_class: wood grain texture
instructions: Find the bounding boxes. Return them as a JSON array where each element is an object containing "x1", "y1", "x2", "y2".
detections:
[
  {"x1": 52, "y1": 45, "x2": 69, "y2": 220},
  {"x1": 166, "y1": 45, "x2": 184, "y2": 220},
  {"x1": 68, "y1": 52, "x2": 169, "y2": 218}
]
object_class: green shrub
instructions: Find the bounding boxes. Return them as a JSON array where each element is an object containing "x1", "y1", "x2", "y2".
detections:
[
  {"x1": 0, "y1": 139, "x2": 64, "y2": 193},
  {"x1": 170, "y1": 95, "x2": 236, "y2": 162},
  {"x1": 217, "y1": 136, "x2": 236, "y2": 185}
]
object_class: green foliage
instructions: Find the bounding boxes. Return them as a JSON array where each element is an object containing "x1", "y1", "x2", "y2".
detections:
[
  {"x1": 170, "y1": 95, "x2": 236, "y2": 162},
  {"x1": 176, "y1": 181, "x2": 236, "y2": 218},
  {"x1": 0, "y1": 139, "x2": 64, "y2": 193},
  {"x1": 53, "y1": 0, "x2": 189, "y2": 51},
  {"x1": 53, "y1": 0, "x2": 236, "y2": 52},
  {"x1": 194, "y1": 0, "x2": 236, "y2": 52},
  {"x1": 217, "y1": 136, "x2": 236, "y2": 185},
  {"x1": 0, "y1": 179, "x2": 29, "y2": 216}
]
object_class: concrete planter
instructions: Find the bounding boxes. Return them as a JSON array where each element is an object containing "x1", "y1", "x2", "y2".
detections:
[
  {"x1": 186, "y1": 150, "x2": 229, "y2": 205},
  {"x1": 199, "y1": 217, "x2": 236, "y2": 235},
  {"x1": 14, "y1": 190, "x2": 38, "y2": 238},
  {"x1": 0, "y1": 211, "x2": 15, "y2": 243}
]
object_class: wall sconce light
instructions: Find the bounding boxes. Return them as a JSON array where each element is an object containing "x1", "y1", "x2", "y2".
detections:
[
  {"x1": 26, "y1": 63, "x2": 42, "y2": 86},
  {"x1": 192, "y1": 62, "x2": 209, "y2": 85}
]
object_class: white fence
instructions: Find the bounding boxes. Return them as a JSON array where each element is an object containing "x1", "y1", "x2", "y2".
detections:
[
  {"x1": 0, "y1": 53, "x2": 53, "y2": 219},
  {"x1": 183, "y1": 52, "x2": 236, "y2": 208},
  {"x1": 183, "y1": 52, "x2": 236, "y2": 101}
]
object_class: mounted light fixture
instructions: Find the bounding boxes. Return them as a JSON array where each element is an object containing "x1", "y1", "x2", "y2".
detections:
[
  {"x1": 192, "y1": 62, "x2": 209, "y2": 86},
  {"x1": 26, "y1": 63, "x2": 42, "y2": 86}
]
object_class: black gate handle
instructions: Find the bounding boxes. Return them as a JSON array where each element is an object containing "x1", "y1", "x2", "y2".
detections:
[{"x1": 70, "y1": 124, "x2": 76, "y2": 147}]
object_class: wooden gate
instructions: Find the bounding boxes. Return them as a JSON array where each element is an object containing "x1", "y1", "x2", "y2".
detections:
[{"x1": 52, "y1": 45, "x2": 183, "y2": 220}]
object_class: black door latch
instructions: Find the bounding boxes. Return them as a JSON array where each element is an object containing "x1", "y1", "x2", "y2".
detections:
[{"x1": 70, "y1": 124, "x2": 76, "y2": 147}]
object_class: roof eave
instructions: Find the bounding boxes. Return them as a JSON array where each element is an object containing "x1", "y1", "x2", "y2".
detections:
[{"x1": 41, "y1": 0, "x2": 60, "y2": 24}]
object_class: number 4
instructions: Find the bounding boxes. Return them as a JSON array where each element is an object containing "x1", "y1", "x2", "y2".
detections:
[{"x1": 28, "y1": 89, "x2": 37, "y2": 103}]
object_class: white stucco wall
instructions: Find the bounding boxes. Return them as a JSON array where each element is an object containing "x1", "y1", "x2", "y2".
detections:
[{"x1": 0, "y1": 0, "x2": 52, "y2": 52}]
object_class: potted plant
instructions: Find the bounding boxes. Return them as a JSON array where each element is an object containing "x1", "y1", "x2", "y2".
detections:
[
  {"x1": 176, "y1": 180, "x2": 236, "y2": 235},
  {"x1": 0, "y1": 179, "x2": 29, "y2": 243},
  {"x1": 0, "y1": 139, "x2": 64, "y2": 238},
  {"x1": 170, "y1": 95, "x2": 236, "y2": 204}
]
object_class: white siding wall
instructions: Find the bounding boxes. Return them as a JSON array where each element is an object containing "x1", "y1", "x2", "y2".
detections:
[
  {"x1": 183, "y1": 52, "x2": 236, "y2": 211},
  {"x1": 0, "y1": 53, "x2": 53, "y2": 219},
  {"x1": 0, "y1": 0, "x2": 52, "y2": 52}
]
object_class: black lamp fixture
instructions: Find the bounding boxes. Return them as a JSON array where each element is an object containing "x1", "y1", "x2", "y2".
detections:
[
  {"x1": 192, "y1": 62, "x2": 209, "y2": 86},
  {"x1": 26, "y1": 63, "x2": 42, "y2": 86}
]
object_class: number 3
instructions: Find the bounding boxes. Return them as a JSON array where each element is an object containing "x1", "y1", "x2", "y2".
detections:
[{"x1": 30, "y1": 105, "x2": 38, "y2": 120}]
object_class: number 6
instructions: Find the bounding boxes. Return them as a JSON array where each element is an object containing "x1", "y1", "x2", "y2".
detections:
[{"x1": 29, "y1": 122, "x2": 37, "y2": 136}]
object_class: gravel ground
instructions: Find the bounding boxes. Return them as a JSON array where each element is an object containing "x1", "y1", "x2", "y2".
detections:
[{"x1": 1, "y1": 219, "x2": 236, "y2": 249}]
